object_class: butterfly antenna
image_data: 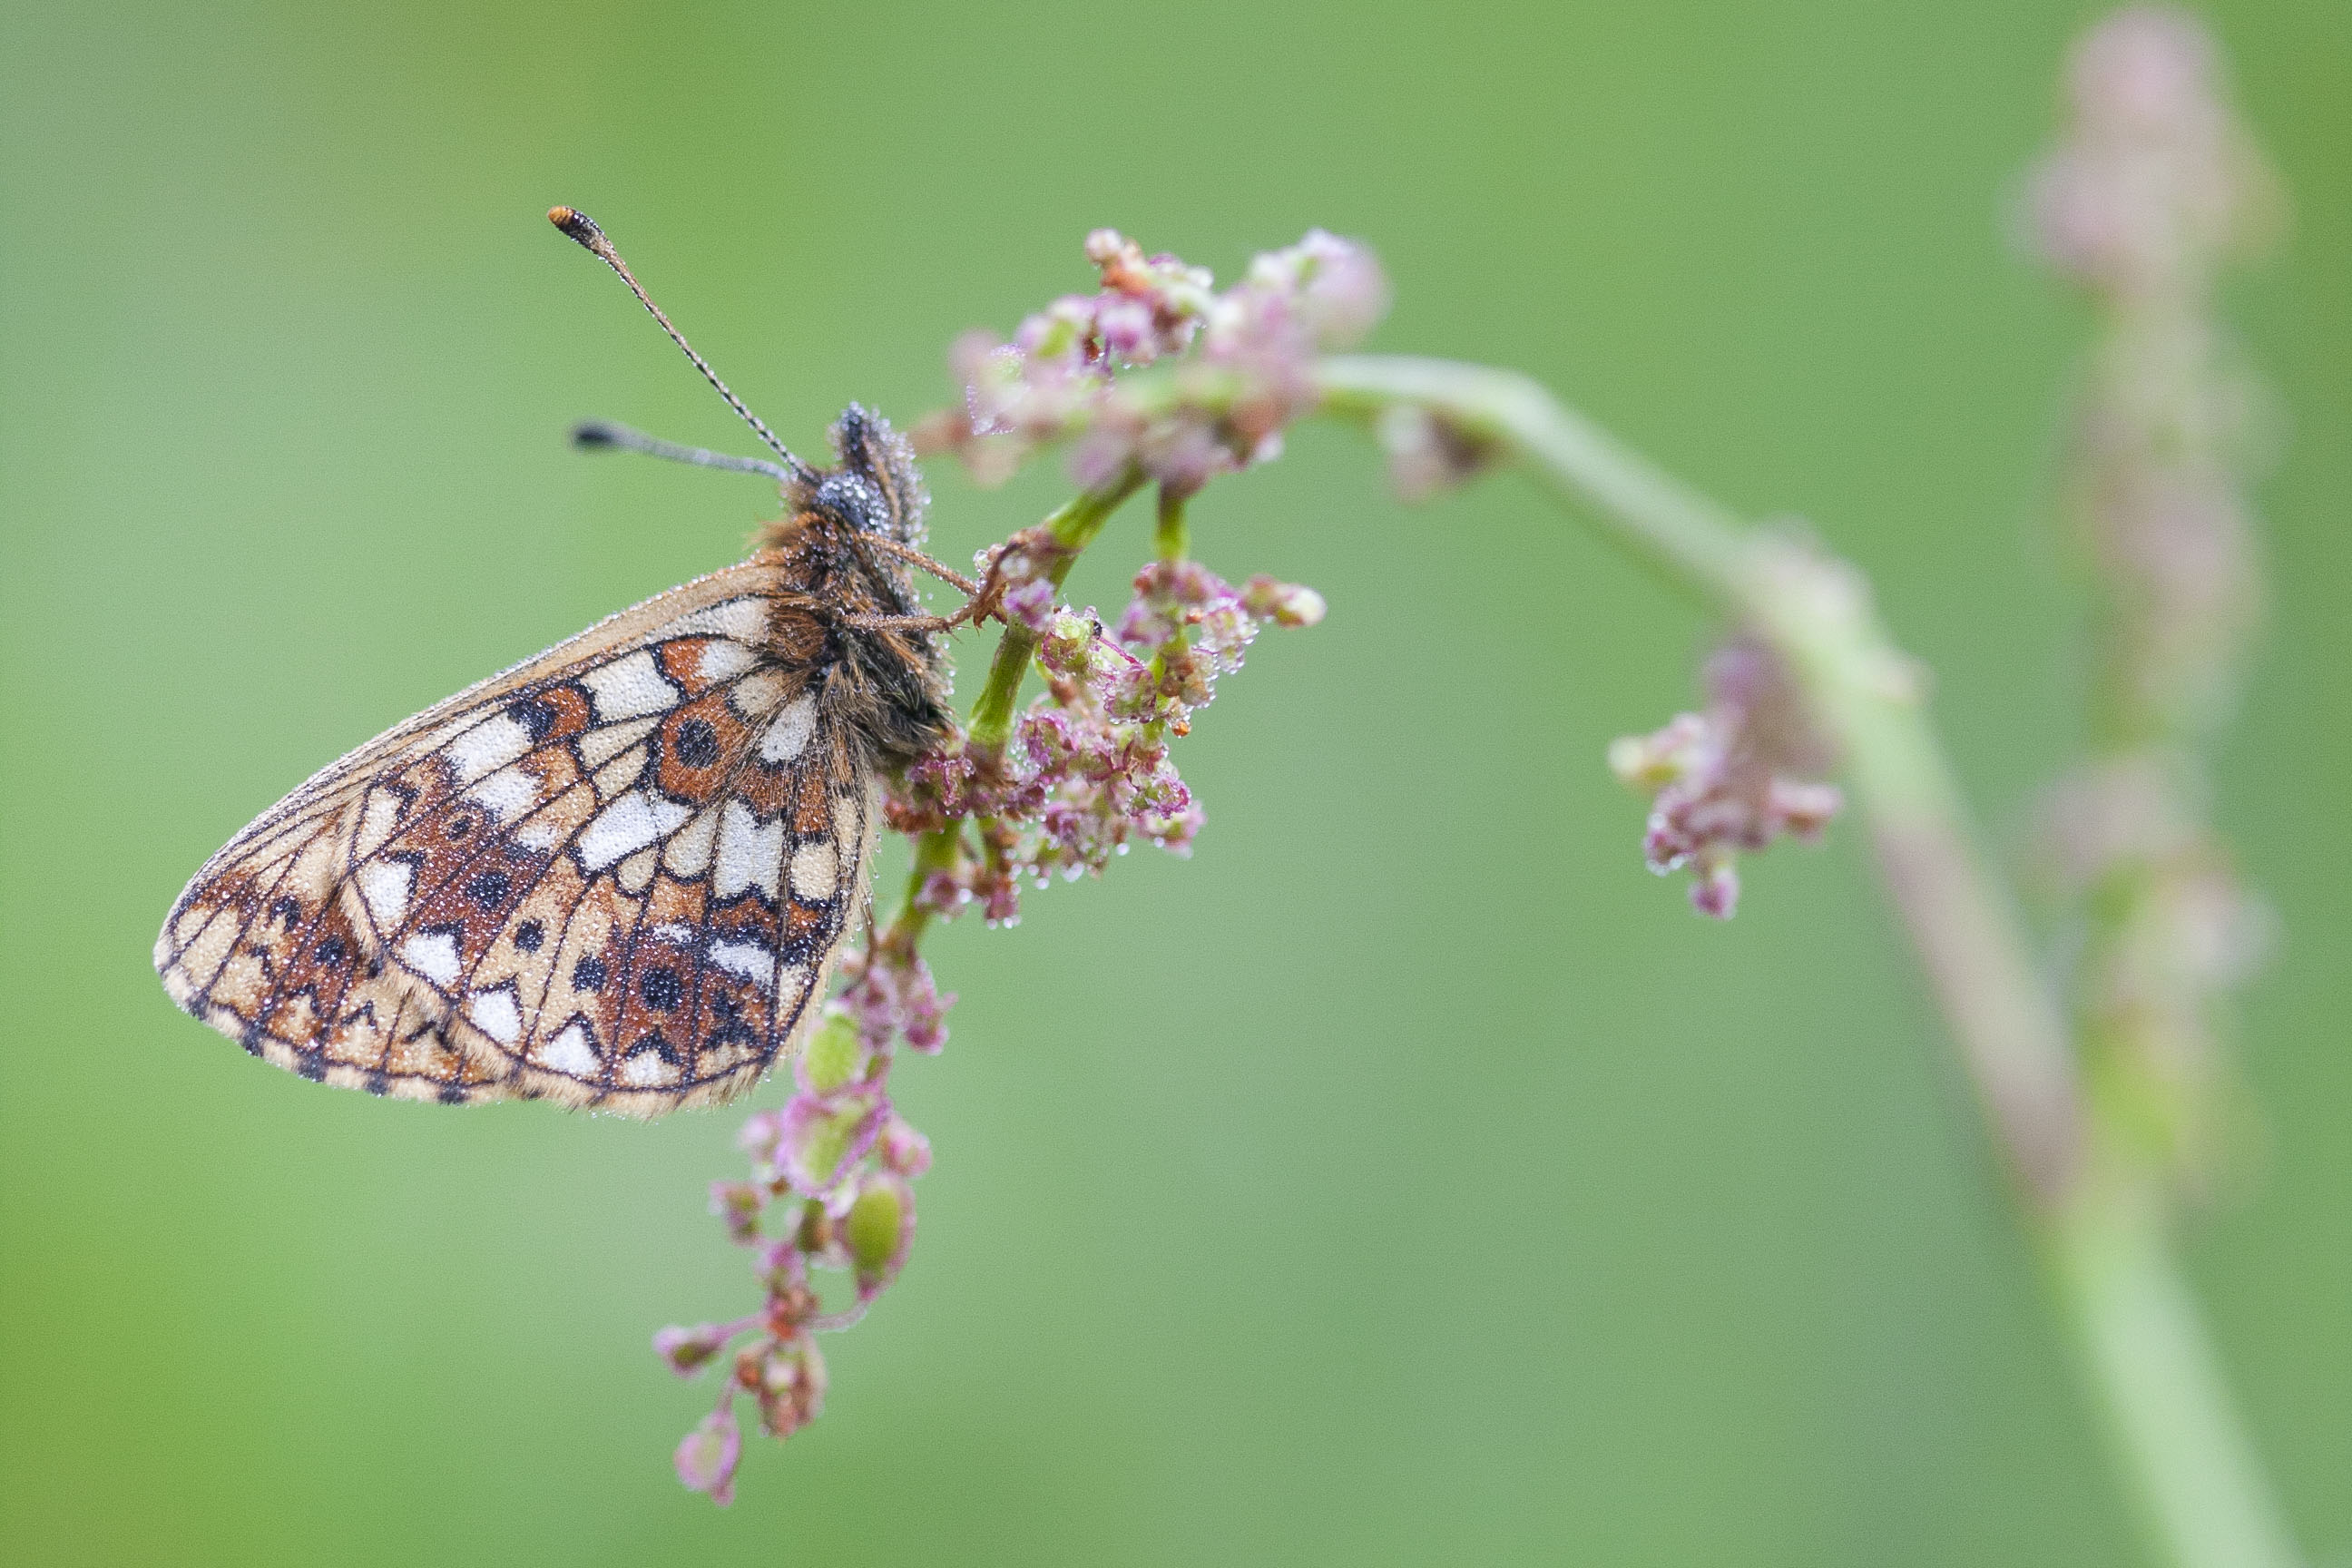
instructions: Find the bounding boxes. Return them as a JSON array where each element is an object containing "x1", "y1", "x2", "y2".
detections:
[
  {"x1": 548, "y1": 206, "x2": 817, "y2": 485},
  {"x1": 568, "y1": 419, "x2": 799, "y2": 484}
]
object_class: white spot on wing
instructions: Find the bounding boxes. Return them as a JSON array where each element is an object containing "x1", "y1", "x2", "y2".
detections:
[
  {"x1": 616, "y1": 847, "x2": 657, "y2": 893},
  {"x1": 591, "y1": 744, "x2": 648, "y2": 799},
  {"x1": 355, "y1": 788, "x2": 406, "y2": 858},
  {"x1": 581, "y1": 650, "x2": 681, "y2": 720},
  {"x1": 468, "y1": 988, "x2": 522, "y2": 1044},
  {"x1": 713, "y1": 800, "x2": 783, "y2": 901},
  {"x1": 729, "y1": 671, "x2": 787, "y2": 720},
  {"x1": 400, "y1": 931, "x2": 461, "y2": 986},
  {"x1": 710, "y1": 938, "x2": 775, "y2": 988},
  {"x1": 664, "y1": 598, "x2": 769, "y2": 640},
  {"x1": 357, "y1": 859, "x2": 413, "y2": 929},
  {"x1": 696, "y1": 640, "x2": 758, "y2": 682},
  {"x1": 662, "y1": 806, "x2": 720, "y2": 877},
  {"x1": 774, "y1": 963, "x2": 810, "y2": 1014},
  {"x1": 446, "y1": 714, "x2": 533, "y2": 783},
  {"x1": 576, "y1": 789, "x2": 693, "y2": 870},
  {"x1": 760, "y1": 695, "x2": 818, "y2": 763},
  {"x1": 466, "y1": 765, "x2": 540, "y2": 823},
  {"x1": 620, "y1": 1049, "x2": 680, "y2": 1087},
  {"x1": 578, "y1": 715, "x2": 657, "y2": 767},
  {"x1": 789, "y1": 840, "x2": 838, "y2": 903},
  {"x1": 538, "y1": 1021, "x2": 600, "y2": 1077}
]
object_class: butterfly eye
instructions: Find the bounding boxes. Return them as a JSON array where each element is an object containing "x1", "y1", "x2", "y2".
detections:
[{"x1": 813, "y1": 473, "x2": 882, "y2": 531}]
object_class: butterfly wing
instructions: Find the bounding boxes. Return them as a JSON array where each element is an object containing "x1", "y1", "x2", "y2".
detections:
[{"x1": 157, "y1": 557, "x2": 877, "y2": 1117}]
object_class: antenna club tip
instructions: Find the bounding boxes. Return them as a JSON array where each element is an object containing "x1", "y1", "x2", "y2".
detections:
[
  {"x1": 570, "y1": 420, "x2": 621, "y2": 448},
  {"x1": 547, "y1": 206, "x2": 603, "y2": 247}
]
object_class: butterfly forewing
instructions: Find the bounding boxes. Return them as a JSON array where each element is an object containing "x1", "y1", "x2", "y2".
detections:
[{"x1": 157, "y1": 557, "x2": 877, "y2": 1117}]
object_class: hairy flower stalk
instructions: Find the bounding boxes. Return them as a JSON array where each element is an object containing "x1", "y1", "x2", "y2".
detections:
[
  {"x1": 2026, "y1": 5, "x2": 2281, "y2": 1191},
  {"x1": 655, "y1": 229, "x2": 1342, "y2": 1497}
]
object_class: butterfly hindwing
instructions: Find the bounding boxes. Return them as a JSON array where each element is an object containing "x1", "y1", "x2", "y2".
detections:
[{"x1": 157, "y1": 558, "x2": 877, "y2": 1116}]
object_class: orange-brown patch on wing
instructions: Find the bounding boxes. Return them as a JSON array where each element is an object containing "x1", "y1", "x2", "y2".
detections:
[
  {"x1": 648, "y1": 872, "x2": 709, "y2": 930},
  {"x1": 370, "y1": 766, "x2": 496, "y2": 905},
  {"x1": 654, "y1": 691, "x2": 754, "y2": 800},
  {"x1": 262, "y1": 899, "x2": 371, "y2": 1049},
  {"x1": 779, "y1": 896, "x2": 836, "y2": 967},
  {"x1": 512, "y1": 681, "x2": 594, "y2": 743},
  {"x1": 652, "y1": 637, "x2": 756, "y2": 699},
  {"x1": 789, "y1": 769, "x2": 835, "y2": 838},
  {"x1": 603, "y1": 931, "x2": 697, "y2": 1091},
  {"x1": 397, "y1": 838, "x2": 551, "y2": 985},
  {"x1": 689, "y1": 962, "x2": 771, "y2": 1081},
  {"x1": 733, "y1": 758, "x2": 794, "y2": 819}
]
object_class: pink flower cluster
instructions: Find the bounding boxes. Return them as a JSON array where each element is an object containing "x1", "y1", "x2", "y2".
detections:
[
  {"x1": 889, "y1": 548, "x2": 1324, "y2": 925},
  {"x1": 1610, "y1": 642, "x2": 1844, "y2": 918},
  {"x1": 919, "y1": 228, "x2": 1388, "y2": 493},
  {"x1": 652, "y1": 943, "x2": 943, "y2": 1503},
  {"x1": 664, "y1": 227, "x2": 1332, "y2": 1504},
  {"x1": 2024, "y1": 5, "x2": 2278, "y2": 299}
]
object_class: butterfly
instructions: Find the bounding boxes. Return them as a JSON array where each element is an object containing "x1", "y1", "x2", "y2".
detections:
[{"x1": 154, "y1": 209, "x2": 962, "y2": 1117}]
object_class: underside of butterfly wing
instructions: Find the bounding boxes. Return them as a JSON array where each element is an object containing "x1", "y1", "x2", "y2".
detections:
[{"x1": 157, "y1": 558, "x2": 880, "y2": 1117}]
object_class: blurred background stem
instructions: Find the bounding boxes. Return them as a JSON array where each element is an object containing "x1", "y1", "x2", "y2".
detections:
[{"x1": 1317, "y1": 352, "x2": 2300, "y2": 1568}]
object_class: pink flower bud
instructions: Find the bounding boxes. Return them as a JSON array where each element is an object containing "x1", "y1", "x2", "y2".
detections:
[
  {"x1": 654, "y1": 1321, "x2": 733, "y2": 1377},
  {"x1": 708, "y1": 1181, "x2": 766, "y2": 1245},
  {"x1": 748, "y1": 1334, "x2": 828, "y2": 1440},
  {"x1": 776, "y1": 1090, "x2": 889, "y2": 1198},
  {"x1": 1241, "y1": 575, "x2": 1327, "y2": 628},
  {"x1": 877, "y1": 1116, "x2": 933, "y2": 1179},
  {"x1": 673, "y1": 1406, "x2": 742, "y2": 1504}
]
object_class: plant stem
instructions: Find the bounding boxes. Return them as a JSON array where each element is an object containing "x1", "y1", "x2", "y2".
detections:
[
  {"x1": 1314, "y1": 352, "x2": 2300, "y2": 1568},
  {"x1": 1154, "y1": 486, "x2": 1190, "y2": 562},
  {"x1": 965, "y1": 472, "x2": 1144, "y2": 754},
  {"x1": 883, "y1": 827, "x2": 963, "y2": 956},
  {"x1": 2053, "y1": 1169, "x2": 2303, "y2": 1568}
]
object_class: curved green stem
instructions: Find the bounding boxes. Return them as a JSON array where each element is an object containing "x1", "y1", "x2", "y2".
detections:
[
  {"x1": 1314, "y1": 351, "x2": 2300, "y2": 1568},
  {"x1": 965, "y1": 471, "x2": 1145, "y2": 754}
]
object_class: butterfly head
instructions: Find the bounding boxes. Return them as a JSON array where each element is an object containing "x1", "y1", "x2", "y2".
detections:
[{"x1": 801, "y1": 403, "x2": 928, "y2": 549}]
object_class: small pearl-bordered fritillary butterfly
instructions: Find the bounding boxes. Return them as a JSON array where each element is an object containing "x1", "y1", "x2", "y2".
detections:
[{"x1": 155, "y1": 209, "x2": 970, "y2": 1117}]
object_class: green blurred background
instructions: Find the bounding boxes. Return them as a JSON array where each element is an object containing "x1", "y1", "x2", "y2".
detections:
[{"x1": 3, "y1": 0, "x2": 2344, "y2": 1562}]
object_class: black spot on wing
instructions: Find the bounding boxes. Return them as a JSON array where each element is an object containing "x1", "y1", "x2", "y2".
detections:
[
  {"x1": 509, "y1": 693, "x2": 562, "y2": 743},
  {"x1": 673, "y1": 717, "x2": 720, "y2": 768},
  {"x1": 639, "y1": 965, "x2": 682, "y2": 1012}
]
